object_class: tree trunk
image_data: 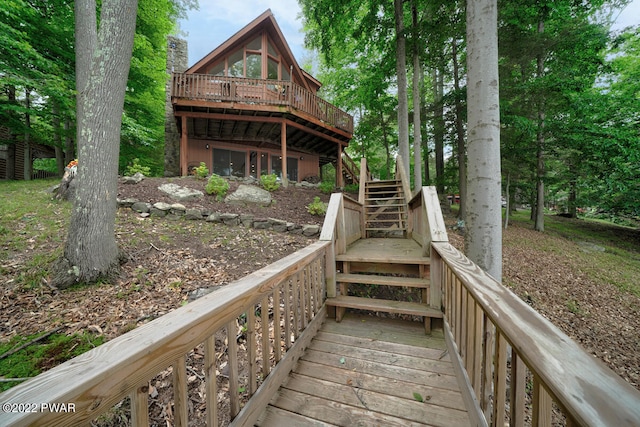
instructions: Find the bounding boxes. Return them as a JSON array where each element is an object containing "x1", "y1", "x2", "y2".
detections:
[
  {"x1": 394, "y1": 0, "x2": 410, "y2": 175},
  {"x1": 6, "y1": 85, "x2": 17, "y2": 180},
  {"x1": 411, "y1": 0, "x2": 422, "y2": 190},
  {"x1": 534, "y1": 19, "x2": 546, "y2": 232},
  {"x1": 381, "y1": 110, "x2": 391, "y2": 179},
  {"x1": 433, "y1": 67, "x2": 445, "y2": 195},
  {"x1": 452, "y1": 36, "x2": 467, "y2": 221},
  {"x1": 54, "y1": 0, "x2": 138, "y2": 288},
  {"x1": 504, "y1": 171, "x2": 510, "y2": 229},
  {"x1": 23, "y1": 89, "x2": 32, "y2": 181},
  {"x1": 465, "y1": 0, "x2": 502, "y2": 282}
]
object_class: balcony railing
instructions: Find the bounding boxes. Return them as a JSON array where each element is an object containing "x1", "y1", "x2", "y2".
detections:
[{"x1": 171, "y1": 73, "x2": 354, "y2": 134}]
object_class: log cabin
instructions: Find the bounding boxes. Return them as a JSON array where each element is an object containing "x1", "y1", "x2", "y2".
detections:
[{"x1": 169, "y1": 10, "x2": 354, "y2": 187}]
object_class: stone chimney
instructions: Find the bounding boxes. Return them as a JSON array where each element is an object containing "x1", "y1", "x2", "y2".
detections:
[{"x1": 165, "y1": 36, "x2": 188, "y2": 176}]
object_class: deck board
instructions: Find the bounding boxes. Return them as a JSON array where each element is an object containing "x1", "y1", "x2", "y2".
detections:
[
  {"x1": 258, "y1": 313, "x2": 471, "y2": 426},
  {"x1": 336, "y1": 238, "x2": 429, "y2": 264}
]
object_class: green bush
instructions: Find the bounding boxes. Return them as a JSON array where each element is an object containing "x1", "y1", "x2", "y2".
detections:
[
  {"x1": 307, "y1": 196, "x2": 327, "y2": 216},
  {"x1": 344, "y1": 183, "x2": 359, "y2": 194},
  {"x1": 205, "y1": 174, "x2": 229, "y2": 200},
  {"x1": 260, "y1": 174, "x2": 280, "y2": 192},
  {"x1": 194, "y1": 162, "x2": 209, "y2": 180},
  {"x1": 33, "y1": 158, "x2": 57, "y2": 173},
  {"x1": 125, "y1": 158, "x2": 151, "y2": 176},
  {"x1": 319, "y1": 181, "x2": 334, "y2": 194}
]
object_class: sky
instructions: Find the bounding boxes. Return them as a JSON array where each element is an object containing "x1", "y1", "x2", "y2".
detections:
[{"x1": 178, "y1": 0, "x2": 640, "y2": 68}]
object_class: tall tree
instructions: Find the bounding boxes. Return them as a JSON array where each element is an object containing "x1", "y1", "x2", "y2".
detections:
[
  {"x1": 394, "y1": 0, "x2": 411, "y2": 176},
  {"x1": 465, "y1": 0, "x2": 502, "y2": 281},
  {"x1": 53, "y1": 0, "x2": 138, "y2": 287}
]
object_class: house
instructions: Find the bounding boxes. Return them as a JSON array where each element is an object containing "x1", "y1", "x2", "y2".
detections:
[{"x1": 168, "y1": 10, "x2": 353, "y2": 187}]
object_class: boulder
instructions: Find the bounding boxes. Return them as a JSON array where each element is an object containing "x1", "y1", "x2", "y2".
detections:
[
  {"x1": 158, "y1": 183, "x2": 204, "y2": 201},
  {"x1": 224, "y1": 184, "x2": 271, "y2": 206},
  {"x1": 302, "y1": 224, "x2": 321, "y2": 237},
  {"x1": 121, "y1": 172, "x2": 145, "y2": 184},
  {"x1": 131, "y1": 202, "x2": 151, "y2": 213}
]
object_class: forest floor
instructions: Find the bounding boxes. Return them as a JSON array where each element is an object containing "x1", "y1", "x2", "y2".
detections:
[{"x1": 1, "y1": 177, "x2": 639, "y2": 425}]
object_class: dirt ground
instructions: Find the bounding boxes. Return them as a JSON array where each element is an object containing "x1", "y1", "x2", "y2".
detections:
[{"x1": 1, "y1": 177, "x2": 638, "y2": 425}]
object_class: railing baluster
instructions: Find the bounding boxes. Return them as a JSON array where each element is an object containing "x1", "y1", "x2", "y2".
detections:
[
  {"x1": 305, "y1": 264, "x2": 312, "y2": 323},
  {"x1": 292, "y1": 273, "x2": 300, "y2": 339},
  {"x1": 261, "y1": 295, "x2": 271, "y2": 377},
  {"x1": 482, "y1": 319, "x2": 495, "y2": 420},
  {"x1": 284, "y1": 278, "x2": 292, "y2": 349},
  {"x1": 130, "y1": 383, "x2": 149, "y2": 427},
  {"x1": 473, "y1": 300, "x2": 483, "y2": 398},
  {"x1": 492, "y1": 331, "x2": 508, "y2": 426},
  {"x1": 248, "y1": 307, "x2": 257, "y2": 395},
  {"x1": 510, "y1": 350, "x2": 526, "y2": 427},
  {"x1": 273, "y1": 288, "x2": 282, "y2": 363},
  {"x1": 173, "y1": 356, "x2": 188, "y2": 427},
  {"x1": 532, "y1": 374, "x2": 552, "y2": 427},
  {"x1": 204, "y1": 335, "x2": 217, "y2": 427},
  {"x1": 227, "y1": 320, "x2": 240, "y2": 418}
]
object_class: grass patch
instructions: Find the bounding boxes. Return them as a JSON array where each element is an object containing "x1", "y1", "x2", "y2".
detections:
[{"x1": 0, "y1": 331, "x2": 104, "y2": 392}]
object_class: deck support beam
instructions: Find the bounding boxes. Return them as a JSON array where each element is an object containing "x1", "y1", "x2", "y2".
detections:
[
  {"x1": 180, "y1": 115, "x2": 188, "y2": 176},
  {"x1": 281, "y1": 120, "x2": 288, "y2": 188},
  {"x1": 337, "y1": 144, "x2": 343, "y2": 188}
]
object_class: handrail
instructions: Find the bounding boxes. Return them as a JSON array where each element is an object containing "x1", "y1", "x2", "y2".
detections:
[
  {"x1": 394, "y1": 155, "x2": 413, "y2": 204},
  {"x1": 320, "y1": 192, "x2": 364, "y2": 298},
  {"x1": 417, "y1": 186, "x2": 640, "y2": 426},
  {"x1": 357, "y1": 157, "x2": 370, "y2": 205},
  {"x1": 171, "y1": 73, "x2": 354, "y2": 134},
  {"x1": 0, "y1": 241, "x2": 330, "y2": 426}
]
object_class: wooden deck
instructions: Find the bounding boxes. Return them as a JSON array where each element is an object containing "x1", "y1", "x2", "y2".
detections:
[
  {"x1": 256, "y1": 314, "x2": 470, "y2": 426},
  {"x1": 336, "y1": 238, "x2": 429, "y2": 265}
]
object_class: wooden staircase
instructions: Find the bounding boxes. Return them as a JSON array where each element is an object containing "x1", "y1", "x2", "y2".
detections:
[
  {"x1": 364, "y1": 179, "x2": 408, "y2": 237},
  {"x1": 326, "y1": 238, "x2": 442, "y2": 333}
]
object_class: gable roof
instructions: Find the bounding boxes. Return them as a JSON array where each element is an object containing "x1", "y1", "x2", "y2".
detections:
[{"x1": 186, "y1": 9, "x2": 318, "y2": 93}]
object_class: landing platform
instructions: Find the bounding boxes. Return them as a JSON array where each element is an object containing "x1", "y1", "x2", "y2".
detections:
[
  {"x1": 257, "y1": 313, "x2": 470, "y2": 426},
  {"x1": 336, "y1": 238, "x2": 429, "y2": 265}
]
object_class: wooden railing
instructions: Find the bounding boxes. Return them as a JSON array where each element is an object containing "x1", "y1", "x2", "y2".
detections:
[
  {"x1": 0, "y1": 241, "x2": 330, "y2": 426},
  {"x1": 412, "y1": 186, "x2": 640, "y2": 426},
  {"x1": 171, "y1": 73, "x2": 354, "y2": 134},
  {"x1": 320, "y1": 191, "x2": 364, "y2": 301}
]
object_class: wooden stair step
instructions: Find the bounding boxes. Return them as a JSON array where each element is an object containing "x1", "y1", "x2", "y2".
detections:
[
  {"x1": 365, "y1": 197, "x2": 404, "y2": 201},
  {"x1": 366, "y1": 219, "x2": 406, "y2": 223},
  {"x1": 326, "y1": 296, "x2": 442, "y2": 318},
  {"x1": 337, "y1": 273, "x2": 428, "y2": 288}
]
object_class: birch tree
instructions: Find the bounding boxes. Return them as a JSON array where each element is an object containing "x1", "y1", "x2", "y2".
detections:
[
  {"x1": 53, "y1": 0, "x2": 138, "y2": 287},
  {"x1": 465, "y1": 0, "x2": 502, "y2": 281}
]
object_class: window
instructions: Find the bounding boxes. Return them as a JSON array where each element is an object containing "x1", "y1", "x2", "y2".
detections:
[
  {"x1": 247, "y1": 36, "x2": 261, "y2": 51},
  {"x1": 246, "y1": 53, "x2": 261, "y2": 79},
  {"x1": 213, "y1": 149, "x2": 246, "y2": 177},
  {"x1": 228, "y1": 51, "x2": 243, "y2": 77},
  {"x1": 208, "y1": 62, "x2": 225, "y2": 76},
  {"x1": 267, "y1": 58, "x2": 279, "y2": 80},
  {"x1": 271, "y1": 156, "x2": 298, "y2": 181}
]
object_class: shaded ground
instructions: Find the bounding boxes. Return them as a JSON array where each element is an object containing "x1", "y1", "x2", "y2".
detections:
[{"x1": 1, "y1": 179, "x2": 639, "y2": 424}]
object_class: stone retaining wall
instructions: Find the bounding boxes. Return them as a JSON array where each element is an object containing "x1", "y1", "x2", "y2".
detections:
[{"x1": 116, "y1": 199, "x2": 322, "y2": 237}]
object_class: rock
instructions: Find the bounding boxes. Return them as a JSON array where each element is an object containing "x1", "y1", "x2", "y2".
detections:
[
  {"x1": 153, "y1": 202, "x2": 172, "y2": 211},
  {"x1": 253, "y1": 220, "x2": 271, "y2": 229},
  {"x1": 269, "y1": 218, "x2": 288, "y2": 232},
  {"x1": 118, "y1": 198, "x2": 138, "y2": 208},
  {"x1": 578, "y1": 241, "x2": 605, "y2": 253},
  {"x1": 158, "y1": 183, "x2": 204, "y2": 201},
  {"x1": 206, "y1": 213, "x2": 222, "y2": 223},
  {"x1": 220, "y1": 213, "x2": 239, "y2": 226},
  {"x1": 121, "y1": 172, "x2": 145, "y2": 184},
  {"x1": 185, "y1": 209, "x2": 203, "y2": 220},
  {"x1": 302, "y1": 224, "x2": 321, "y2": 236},
  {"x1": 170, "y1": 203, "x2": 186, "y2": 215},
  {"x1": 224, "y1": 184, "x2": 271, "y2": 206},
  {"x1": 131, "y1": 202, "x2": 151, "y2": 213},
  {"x1": 240, "y1": 214, "x2": 254, "y2": 227}
]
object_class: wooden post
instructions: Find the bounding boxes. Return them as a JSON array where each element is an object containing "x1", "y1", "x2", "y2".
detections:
[
  {"x1": 337, "y1": 144, "x2": 343, "y2": 188},
  {"x1": 180, "y1": 115, "x2": 188, "y2": 176},
  {"x1": 281, "y1": 121, "x2": 288, "y2": 188}
]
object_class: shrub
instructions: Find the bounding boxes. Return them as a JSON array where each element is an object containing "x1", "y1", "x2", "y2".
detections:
[
  {"x1": 260, "y1": 173, "x2": 280, "y2": 192},
  {"x1": 319, "y1": 181, "x2": 334, "y2": 194},
  {"x1": 193, "y1": 162, "x2": 209, "y2": 180},
  {"x1": 307, "y1": 196, "x2": 327, "y2": 216},
  {"x1": 205, "y1": 174, "x2": 229, "y2": 200},
  {"x1": 125, "y1": 158, "x2": 150, "y2": 176},
  {"x1": 344, "y1": 183, "x2": 359, "y2": 194}
]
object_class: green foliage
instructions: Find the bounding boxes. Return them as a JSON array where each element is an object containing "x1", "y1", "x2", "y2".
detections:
[
  {"x1": 0, "y1": 331, "x2": 105, "y2": 392},
  {"x1": 205, "y1": 174, "x2": 229, "y2": 200},
  {"x1": 194, "y1": 162, "x2": 209, "y2": 179},
  {"x1": 306, "y1": 196, "x2": 327, "y2": 216},
  {"x1": 124, "y1": 158, "x2": 151, "y2": 176},
  {"x1": 33, "y1": 158, "x2": 57, "y2": 173},
  {"x1": 260, "y1": 174, "x2": 280, "y2": 192},
  {"x1": 344, "y1": 183, "x2": 359, "y2": 194},
  {"x1": 319, "y1": 181, "x2": 334, "y2": 194}
]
